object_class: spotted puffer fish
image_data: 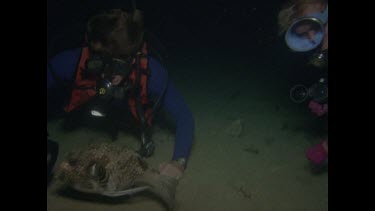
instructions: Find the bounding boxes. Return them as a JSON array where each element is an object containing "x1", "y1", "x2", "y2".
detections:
[{"x1": 56, "y1": 143, "x2": 177, "y2": 210}]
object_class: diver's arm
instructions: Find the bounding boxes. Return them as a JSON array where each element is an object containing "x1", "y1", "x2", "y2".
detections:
[
  {"x1": 47, "y1": 48, "x2": 82, "y2": 115},
  {"x1": 147, "y1": 57, "x2": 195, "y2": 167}
]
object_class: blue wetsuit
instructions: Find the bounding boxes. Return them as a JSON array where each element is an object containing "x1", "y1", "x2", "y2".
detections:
[{"x1": 47, "y1": 48, "x2": 194, "y2": 162}]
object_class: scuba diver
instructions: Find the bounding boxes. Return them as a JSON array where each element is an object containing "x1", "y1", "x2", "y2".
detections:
[
  {"x1": 278, "y1": 0, "x2": 328, "y2": 171},
  {"x1": 47, "y1": 9, "x2": 194, "y2": 180}
]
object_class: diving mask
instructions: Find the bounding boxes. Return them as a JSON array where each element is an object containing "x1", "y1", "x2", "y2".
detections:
[
  {"x1": 85, "y1": 54, "x2": 133, "y2": 79},
  {"x1": 285, "y1": 5, "x2": 328, "y2": 52}
]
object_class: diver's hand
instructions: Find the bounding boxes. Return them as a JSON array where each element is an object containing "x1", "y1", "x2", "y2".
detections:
[
  {"x1": 309, "y1": 101, "x2": 328, "y2": 116},
  {"x1": 159, "y1": 161, "x2": 185, "y2": 180},
  {"x1": 111, "y1": 75, "x2": 124, "y2": 86}
]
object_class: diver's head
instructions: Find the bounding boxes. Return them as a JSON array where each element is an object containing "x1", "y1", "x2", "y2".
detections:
[
  {"x1": 86, "y1": 9, "x2": 144, "y2": 61},
  {"x1": 278, "y1": 0, "x2": 327, "y2": 34},
  {"x1": 84, "y1": 9, "x2": 145, "y2": 88}
]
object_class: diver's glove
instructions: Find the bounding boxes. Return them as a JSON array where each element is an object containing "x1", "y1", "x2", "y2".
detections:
[
  {"x1": 138, "y1": 132, "x2": 155, "y2": 157},
  {"x1": 159, "y1": 158, "x2": 186, "y2": 180}
]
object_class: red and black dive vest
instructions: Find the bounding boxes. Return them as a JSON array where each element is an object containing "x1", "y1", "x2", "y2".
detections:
[{"x1": 64, "y1": 43, "x2": 153, "y2": 127}]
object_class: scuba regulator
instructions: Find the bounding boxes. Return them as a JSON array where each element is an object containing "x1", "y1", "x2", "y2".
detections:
[
  {"x1": 83, "y1": 50, "x2": 156, "y2": 158},
  {"x1": 84, "y1": 53, "x2": 134, "y2": 117}
]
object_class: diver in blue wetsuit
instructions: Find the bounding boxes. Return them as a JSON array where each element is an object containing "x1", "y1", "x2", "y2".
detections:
[{"x1": 47, "y1": 9, "x2": 194, "y2": 179}]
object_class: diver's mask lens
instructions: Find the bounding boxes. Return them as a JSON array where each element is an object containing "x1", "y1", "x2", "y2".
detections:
[
  {"x1": 85, "y1": 55, "x2": 133, "y2": 79},
  {"x1": 285, "y1": 4, "x2": 327, "y2": 52},
  {"x1": 87, "y1": 58, "x2": 104, "y2": 71},
  {"x1": 85, "y1": 55, "x2": 107, "y2": 77},
  {"x1": 285, "y1": 17, "x2": 325, "y2": 52},
  {"x1": 110, "y1": 58, "x2": 132, "y2": 76}
]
